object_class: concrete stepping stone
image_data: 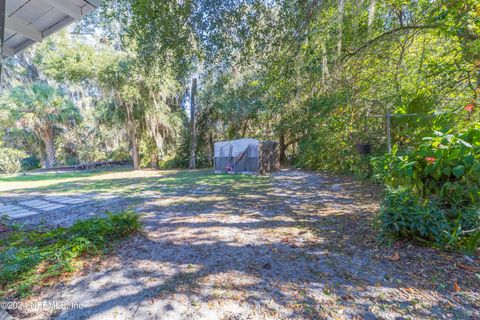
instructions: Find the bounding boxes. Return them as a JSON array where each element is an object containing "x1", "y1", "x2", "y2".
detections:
[
  {"x1": 38, "y1": 204, "x2": 66, "y2": 211},
  {"x1": 0, "y1": 205, "x2": 38, "y2": 218},
  {"x1": 19, "y1": 200, "x2": 66, "y2": 211},
  {"x1": 46, "y1": 196, "x2": 90, "y2": 205},
  {"x1": 8, "y1": 209, "x2": 38, "y2": 218},
  {"x1": 19, "y1": 200, "x2": 50, "y2": 207},
  {"x1": 0, "y1": 205, "x2": 22, "y2": 213}
]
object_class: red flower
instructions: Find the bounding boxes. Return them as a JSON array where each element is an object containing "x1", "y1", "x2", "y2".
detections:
[
  {"x1": 464, "y1": 103, "x2": 475, "y2": 113},
  {"x1": 425, "y1": 157, "x2": 436, "y2": 165}
]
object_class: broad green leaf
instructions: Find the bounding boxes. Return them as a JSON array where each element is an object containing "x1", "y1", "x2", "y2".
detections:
[{"x1": 452, "y1": 165, "x2": 465, "y2": 178}]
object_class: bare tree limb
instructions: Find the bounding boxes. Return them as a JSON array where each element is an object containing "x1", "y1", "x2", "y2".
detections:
[{"x1": 341, "y1": 24, "x2": 441, "y2": 63}]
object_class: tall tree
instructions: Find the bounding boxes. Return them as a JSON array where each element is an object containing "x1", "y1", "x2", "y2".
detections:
[
  {"x1": 189, "y1": 77, "x2": 197, "y2": 169},
  {"x1": 2, "y1": 82, "x2": 80, "y2": 168}
]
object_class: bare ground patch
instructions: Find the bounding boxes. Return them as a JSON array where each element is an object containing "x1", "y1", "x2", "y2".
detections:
[{"x1": 6, "y1": 169, "x2": 480, "y2": 320}]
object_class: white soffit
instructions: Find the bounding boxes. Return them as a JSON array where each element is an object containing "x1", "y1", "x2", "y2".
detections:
[{"x1": 2, "y1": 0, "x2": 100, "y2": 57}]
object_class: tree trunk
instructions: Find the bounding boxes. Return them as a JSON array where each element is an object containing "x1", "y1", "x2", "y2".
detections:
[
  {"x1": 208, "y1": 132, "x2": 214, "y2": 167},
  {"x1": 322, "y1": 41, "x2": 330, "y2": 85},
  {"x1": 41, "y1": 127, "x2": 56, "y2": 169},
  {"x1": 189, "y1": 78, "x2": 197, "y2": 169},
  {"x1": 131, "y1": 135, "x2": 140, "y2": 170},
  {"x1": 279, "y1": 134, "x2": 286, "y2": 164},
  {"x1": 337, "y1": 0, "x2": 345, "y2": 59},
  {"x1": 125, "y1": 102, "x2": 140, "y2": 170},
  {"x1": 368, "y1": 0, "x2": 376, "y2": 35},
  {"x1": 241, "y1": 120, "x2": 248, "y2": 138},
  {"x1": 150, "y1": 151, "x2": 159, "y2": 169}
]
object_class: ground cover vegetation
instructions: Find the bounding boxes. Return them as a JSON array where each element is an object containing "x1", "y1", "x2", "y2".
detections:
[
  {"x1": 0, "y1": 210, "x2": 141, "y2": 298},
  {"x1": 0, "y1": 0, "x2": 479, "y2": 252}
]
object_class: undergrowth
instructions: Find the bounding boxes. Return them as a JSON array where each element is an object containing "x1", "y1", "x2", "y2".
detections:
[{"x1": 0, "y1": 210, "x2": 141, "y2": 298}]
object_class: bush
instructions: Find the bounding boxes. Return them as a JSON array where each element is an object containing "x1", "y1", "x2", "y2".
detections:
[
  {"x1": 108, "y1": 147, "x2": 131, "y2": 161},
  {"x1": 376, "y1": 126, "x2": 480, "y2": 253},
  {"x1": 380, "y1": 188, "x2": 451, "y2": 244},
  {"x1": 375, "y1": 126, "x2": 480, "y2": 206},
  {"x1": 0, "y1": 147, "x2": 27, "y2": 175},
  {"x1": 379, "y1": 188, "x2": 480, "y2": 253},
  {"x1": 0, "y1": 210, "x2": 141, "y2": 297},
  {"x1": 20, "y1": 156, "x2": 40, "y2": 171}
]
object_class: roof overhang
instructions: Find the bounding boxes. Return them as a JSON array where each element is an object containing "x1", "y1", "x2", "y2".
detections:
[{"x1": 1, "y1": 0, "x2": 100, "y2": 58}]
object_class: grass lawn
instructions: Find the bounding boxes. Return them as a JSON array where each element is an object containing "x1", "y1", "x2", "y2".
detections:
[{"x1": 0, "y1": 168, "x2": 270, "y2": 196}]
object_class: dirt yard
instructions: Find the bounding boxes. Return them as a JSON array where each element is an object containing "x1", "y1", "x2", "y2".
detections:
[{"x1": 3, "y1": 169, "x2": 479, "y2": 320}]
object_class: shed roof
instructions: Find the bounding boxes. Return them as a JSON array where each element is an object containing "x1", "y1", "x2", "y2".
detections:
[
  {"x1": 2, "y1": 0, "x2": 99, "y2": 57},
  {"x1": 214, "y1": 138, "x2": 260, "y2": 158}
]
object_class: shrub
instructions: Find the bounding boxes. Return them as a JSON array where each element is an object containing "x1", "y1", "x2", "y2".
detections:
[
  {"x1": 0, "y1": 210, "x2": 141, "y2": 298},
  {"x1": 108, "y1": 147, "x2": 131, "y2": 161},
  {"x1": 0, "y1": 147, "x2": 27, "y2": 175},
  {"x1": 20, "y1": 156, "x2": 40, "y2": 171},
  {"x1": 375, "y1": 126, "x2": 480, "y2": 206},
  {"x1": 375, "y1": 126, "x2": 480, "y2": 253},
  {"x1": 379, "y1": 188, "x2": 480, "y2": 253},
  {"x1": 379, "y1": 188, "x2": 451, "y2": 244}
]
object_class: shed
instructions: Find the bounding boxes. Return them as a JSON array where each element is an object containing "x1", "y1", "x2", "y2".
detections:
[{"x1": 214, "y1": 138, "x2": 278, "y2": 174}]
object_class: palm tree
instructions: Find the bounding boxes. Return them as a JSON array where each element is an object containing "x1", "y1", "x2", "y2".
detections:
[{"x1": 2, "y1": 82, "x2": 80, "y2": 168}]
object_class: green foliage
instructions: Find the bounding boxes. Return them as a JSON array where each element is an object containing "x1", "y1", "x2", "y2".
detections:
[
  {"x1": 34, "y1": 31, "x2": 101, "y2": 83},
  {"x1": 1, "y1": 81, "x2": 81, "y2": 168},
  {"x1": 20, "y1": 156, "x2": 40, "y2": 171},
  {"x1": 379, "y1": 188, "x2": 451, "y2": 245},
  {"x1": 376, "y1": 126, "x2": 480, "y2": 206},
  {"x1": 0, "y1": 211, "x2": 141, "y2": 298},
  {"x1": 376, "y1": 126, "x2": 480, "y2": 253},
  {"x1": 3, "y1": 0, "x2": 479, "y2": 173},
  {"x1": 4, "y1": 82, "x2": 81, "y2": 130},
  {"x1": 0, "y1": 147, "x2": 26, "y2": 175},
  {"x1": 108, "y1": 146, "x2": 131, "y2": 161},
  {"x1": 379, "y1": 188, "x2": 480, "y2": 254}
]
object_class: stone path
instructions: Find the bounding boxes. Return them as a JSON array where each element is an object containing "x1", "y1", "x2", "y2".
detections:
[
  {"x1": 0, "y1": 195, "x2": 92, "y2": 220},
  {"x1": 9, "y1": 170, "x2": 479, "y2": 320}
]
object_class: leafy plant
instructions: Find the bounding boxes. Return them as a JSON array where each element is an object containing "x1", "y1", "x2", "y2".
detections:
[
  {"x1": 375, "y1": 126, "x2": 480, "y2": 206},
  {"x1": 379, "y1": 188, "x2": 480, "y2": 253},
  {"x1": 0, "y1": 147, "x2": 26, "y2": 175},
  {"x1": 0, "y1": 210, "x2": 141, "y2": 298},
  {"x1": 379, "y1": 187, "x2": 451, "y2": 245},
  {"x1": 376, "y1": 126, "x2": 480, "y2": 253},
  {"x1": 20, "y1": 156, "x2": 40, "y2": 171}
]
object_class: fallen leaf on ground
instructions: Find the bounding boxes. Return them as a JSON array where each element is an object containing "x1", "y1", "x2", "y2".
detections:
[
  {"x1": 386, "y1": 252, "x2": 400, "y2": 261},
  {"x1": 404, "y1": 287, "x2": 415, "y2": 293},
  {"x1": 458, "y1": 263, "x2": 479, "y2": 272},
  {"x1": 439, "y1": 253, "x2": 453, "y2": 261},
  {"x1": 453, "y1": 281, "x2": 461, "y2": 292}
]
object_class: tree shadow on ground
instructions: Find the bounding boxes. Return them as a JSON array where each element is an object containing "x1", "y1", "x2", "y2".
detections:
[{"x1": 8, "y1": 169, "x2": 480, "y2": 319}]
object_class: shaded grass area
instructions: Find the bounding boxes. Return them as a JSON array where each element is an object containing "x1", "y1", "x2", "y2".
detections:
[
  {"x1": 0, "y1": 167, "x2": 128, "y2": 182},
  {"x1": 0, "y1": 167, "x2": 132, "y2": 193},
  {"x1": 1, "y1": 168, "x2": 271, "y2": 197},
  {"x1": 0, "y1": 211, "x2": 141, "y2": 298}
]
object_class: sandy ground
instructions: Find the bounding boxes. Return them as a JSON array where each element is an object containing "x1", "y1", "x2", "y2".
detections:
[{"x1": 6, "y1": 169, "x2": 480, "y2": 320}]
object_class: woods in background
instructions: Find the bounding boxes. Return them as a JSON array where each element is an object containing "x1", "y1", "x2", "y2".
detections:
[{"x1": 0, "y1": 0, "x2": 478, "y2": 175}]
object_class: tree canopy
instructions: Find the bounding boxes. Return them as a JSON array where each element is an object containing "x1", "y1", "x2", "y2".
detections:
[{"x1": 0, "y1": 0, "x2": 478, "y2": 173}]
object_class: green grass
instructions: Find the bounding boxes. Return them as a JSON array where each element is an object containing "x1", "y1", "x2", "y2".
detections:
[
  {"x1": 0, "y1": 168, "x2": 271, "y2": 196},
  {"x1": 0, "y1": 168, "x2": 119, "y2": 182},
  {"x1": 0, "y1": 210, "x2": 141, "y2": 298}
]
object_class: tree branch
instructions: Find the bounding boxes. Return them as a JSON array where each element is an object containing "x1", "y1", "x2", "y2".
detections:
[{"x1": 341, "y1": 24, "x2": 441, "y2": 63}]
